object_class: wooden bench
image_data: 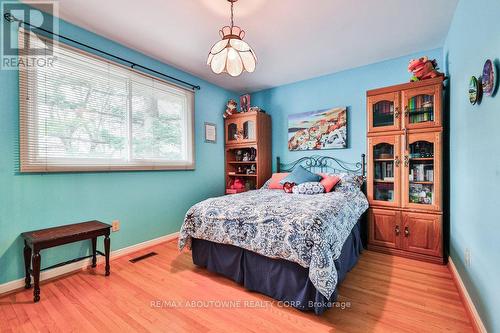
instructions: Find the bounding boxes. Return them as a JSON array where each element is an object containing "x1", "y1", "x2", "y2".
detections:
[{"x1": 21, "y1": 220, "x2": 111, "y2": 302}]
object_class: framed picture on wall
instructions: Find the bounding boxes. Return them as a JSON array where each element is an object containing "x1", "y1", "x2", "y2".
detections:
[
  {"x1": 204, "y1": 122, "x2": 216, "y2": 143},
  {"x1": 287, "y1": 107, "x2": 347, "y2": 151}
]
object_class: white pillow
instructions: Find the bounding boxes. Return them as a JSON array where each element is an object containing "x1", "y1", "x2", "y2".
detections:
[{"x1": 292, "y1": 182, "x2": 325, "y2": 195}]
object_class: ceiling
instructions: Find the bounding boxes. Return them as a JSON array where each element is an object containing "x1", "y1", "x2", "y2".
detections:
[{"x1": 28, "y1": 0, "x2": 458, "y2": 93}]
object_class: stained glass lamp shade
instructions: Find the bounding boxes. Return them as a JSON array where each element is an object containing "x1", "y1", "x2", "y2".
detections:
[{"x1": 207, "y1": 1, "x2": 257, "y2": 77}]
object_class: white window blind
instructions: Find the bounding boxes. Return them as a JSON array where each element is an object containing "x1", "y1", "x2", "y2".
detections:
[{"x1": 19, "y1": 30, "x2": 195, "y2": 172}]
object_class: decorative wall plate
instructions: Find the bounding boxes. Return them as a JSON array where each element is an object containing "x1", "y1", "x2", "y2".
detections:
[
  {"x1": 482, "y1": 59, "x2": 497, "y2": 96},
  {"x1": 469, "y1": 76, "x2": 480, "y2": 105}
]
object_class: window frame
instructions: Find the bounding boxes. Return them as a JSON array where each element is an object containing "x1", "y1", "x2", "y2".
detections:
[{"x1": 19, "y1": 30, "x2": 195, "y2": 173}]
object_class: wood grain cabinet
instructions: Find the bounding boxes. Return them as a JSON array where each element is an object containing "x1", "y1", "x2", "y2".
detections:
[
  {"x1": 225, "y1": 111, "x2": 271, "y2": 193},
  {"x1": 366, "y1": 77, "x2": 445, "y2": 264},
  {"x1": 368, "y1": 209, "x2": 401, "y2": 249},
  {"x1": 402, "y1": 212, "x2": 442, "y2": 257}
]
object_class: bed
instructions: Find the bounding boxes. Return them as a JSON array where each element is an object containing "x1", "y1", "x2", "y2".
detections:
[{"x1": 178, "y1": 155, "x2": 368, "y2": 314}]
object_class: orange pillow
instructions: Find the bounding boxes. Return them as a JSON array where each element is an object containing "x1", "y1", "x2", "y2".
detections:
[
  {"x1": 268, "y1": 173, "x2": 290, "y2": 189},
  {"x1": 319, "y1": 173, "x2": 341, "y2": 192}
]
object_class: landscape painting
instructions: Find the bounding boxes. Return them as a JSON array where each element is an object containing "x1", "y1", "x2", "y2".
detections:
[{"x1": 288, "y1": 107, "x2": 347, "y2": 151}]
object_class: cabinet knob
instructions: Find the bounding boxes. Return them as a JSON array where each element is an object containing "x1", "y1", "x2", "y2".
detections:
[
  {"x1": 395, "y1": 225, "x2": 400, "y2": 236},
  {"x1": 394, "y1": 156, "x2": 401, "y2": 167},
  {"x1": 404, "y1": 226, "x2": 410, "y2": 237},
  {"x1": 394, "y1": 107, "x2": 400, "y2": 118}
]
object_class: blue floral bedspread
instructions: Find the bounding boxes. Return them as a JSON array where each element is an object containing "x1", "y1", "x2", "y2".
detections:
[{"x1": 178, "y1": 188, "x2": 368, "y2": 299}]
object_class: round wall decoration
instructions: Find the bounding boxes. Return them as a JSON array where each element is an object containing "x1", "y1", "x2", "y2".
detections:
[
  {"x1": 469, "y1": 76, "x2": 480, "y2": 105},
  {"x1": 482, "y1": 59, "x2": 497, "y2": 96}
]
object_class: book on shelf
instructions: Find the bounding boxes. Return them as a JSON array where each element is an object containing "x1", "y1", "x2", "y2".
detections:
[
  {"x1": 426, "y1": 169, "x2": 434, "y2": 182},
  {"x1": 374, "y1": 161, "x2": 395, "y2": 181},
  {"x1": 409, "y1": 164, "x2": 434, "y2": 182},
  {"x1": 408, "y1": 95, "x2": 434, "y2": 123}
]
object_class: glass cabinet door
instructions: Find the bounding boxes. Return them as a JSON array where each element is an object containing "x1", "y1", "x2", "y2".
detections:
[
  {"x1": 402, "y1": 85, "x2": 441, "y2": 129},
  {"x1": 402, "y1": 132, "x2": 441, "y2": 211},
  {"x1": 241, "y1": 119, "x2": 256, "y2": 141},
  {"x1": 226, "y1": 121, "x2": 238, "y2": 143},
  {"x1": 367, "y1": 135, "x2": 401, "y2": 207},
  {"x1": 367, "y1": 92, "x2": 400, "y2": 133}
]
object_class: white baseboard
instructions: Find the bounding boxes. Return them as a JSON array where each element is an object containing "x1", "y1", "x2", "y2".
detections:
[
  {"x1": 0, "y1": 231, "x2": 179, "y2": 296},
  {"x1": 448, "y1": 256, "x2": 487, "y2": 333}
]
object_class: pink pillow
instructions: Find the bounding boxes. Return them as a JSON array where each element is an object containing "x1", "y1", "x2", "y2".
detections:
[
  {"x1": 319, "y1": 173, "x2": 341, "y2": 192},
  {"x1": 268, "y1": 173, "x2": 289, "y2": 189}
]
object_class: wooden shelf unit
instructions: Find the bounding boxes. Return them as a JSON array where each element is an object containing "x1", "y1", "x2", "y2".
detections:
[
  {"x1": 366, "y1": 77, "x2": 445, "y2": 264},
  {"x1": 225, "y1": 111, "x2": 272, "y2": 194}
]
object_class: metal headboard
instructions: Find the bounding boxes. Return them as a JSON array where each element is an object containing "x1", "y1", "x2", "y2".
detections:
[{"x1": 277, "y1": 154, "x2": 366, "y2": 177}]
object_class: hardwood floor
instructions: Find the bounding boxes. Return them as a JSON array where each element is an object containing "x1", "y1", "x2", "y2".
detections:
[{"x1": 0, "y1": 240, "x2": 473, "y2": 332}]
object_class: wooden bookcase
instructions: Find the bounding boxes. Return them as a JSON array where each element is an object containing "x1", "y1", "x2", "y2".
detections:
[
  {"x1": 366, "y1": 77, "x2": 444, "y2": 264},
  {"x1": 224, "y1": 111, "x2": 272, "y2": 194}
]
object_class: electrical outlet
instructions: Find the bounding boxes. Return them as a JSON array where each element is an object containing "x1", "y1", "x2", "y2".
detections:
[
  {"x1": 465, "y1": 248, "x2": 471, "y2": 267},
  {"x1": 112, "y1": 220, "x2": 120, "y2": 232}
]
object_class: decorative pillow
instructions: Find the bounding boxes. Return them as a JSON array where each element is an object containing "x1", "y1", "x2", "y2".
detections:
[
  {"x1": 319, "y1": 173, "x2": 341, "y2": 193},
  {"x1": 267, "y1": 173, "x2": 289, "y2": 189},
  {"x1": 292, "y1": 182, "x2": 325, "y2": 195},
  {"x1": 333, "y1": 173, "x2": 364, "y2": 192},
  {"x1": 280, "y1": 165, "x2": 322, "y2": 185}
]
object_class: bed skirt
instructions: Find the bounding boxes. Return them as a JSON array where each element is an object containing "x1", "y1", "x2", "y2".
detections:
[{"x1": 191, "y1": 222, "x2": 363, "y2": 315}]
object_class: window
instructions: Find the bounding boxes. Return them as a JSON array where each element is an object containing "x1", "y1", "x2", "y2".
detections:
[{"x1": 19, "y1": 30, "x2": 195, "y2": 172}]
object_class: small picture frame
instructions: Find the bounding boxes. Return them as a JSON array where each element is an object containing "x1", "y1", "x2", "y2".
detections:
[
  {"x1": 239, "y1": 94, "x2": 251, "y2": 112},
  {"x1": 204, "y1": 122, "x2": 216, "y2": 143}
]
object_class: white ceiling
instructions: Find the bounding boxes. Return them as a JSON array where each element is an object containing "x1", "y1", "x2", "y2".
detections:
[{"x1": 29, "y1": 0, "x2": 458, "y2": 93}]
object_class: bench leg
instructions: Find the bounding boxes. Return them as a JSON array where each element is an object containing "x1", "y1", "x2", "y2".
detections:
[
  {"x1": 32, "y1": 251, "x2": 41, "y2": 302},
  {"x1": 91, "y1": 237, "x2": 97, "y2": 268},
  {"x1": 23, "y1": 241, "x2": 32, "y2": 289},
  {"x1": 104, "y1": 234, "x2": 110, "y2": 276}
]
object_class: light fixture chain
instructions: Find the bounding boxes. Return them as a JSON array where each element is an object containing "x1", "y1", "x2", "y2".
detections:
[{"x1": 230, "y1": 1, "x2": 234, "y2": 28}]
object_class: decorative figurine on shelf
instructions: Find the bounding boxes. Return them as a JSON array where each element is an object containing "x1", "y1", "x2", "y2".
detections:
[
  {"x1": 249, "y1": 106, "x2": 265, "y2": 113},
  {"x1": 248, "y1": 148, "x2": 256, "y2": 161},
  {"x1": 223, "y1": 99, "x2": 238, "y2": 118},
  {"x1": 235, "y1": 149, "x2": 243, "y2": 161},
  {"x1": 242, "y1": 152, "x2": 250, "y2": 161},
  {"x1": 408, "y1": 56, "x2": 444, "y2": 82},
  {"x1": 247, "y1": 164, "x2": 256, "y2": 174},
  {"x1": 249, "y1": 148, "x2": 256, "y2": 161},
  {"x1": 237, "y1": 166, "x2": 243, "y2": 174},
  {"x1": 229, "y1": 177, "x2": 245, "y2": 190}
]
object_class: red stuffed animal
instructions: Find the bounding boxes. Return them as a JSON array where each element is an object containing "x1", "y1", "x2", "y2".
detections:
[
  {"x1": 229, "y1": 177, "x2": 245, "y2": 190},
  {"x1": 408, "y1": 56, "x2": 444, "y2": 82}
]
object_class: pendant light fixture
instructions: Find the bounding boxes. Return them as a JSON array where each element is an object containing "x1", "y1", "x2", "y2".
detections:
[{"x1": 207, "y1": 0, "x2": 257, "y2": 77}]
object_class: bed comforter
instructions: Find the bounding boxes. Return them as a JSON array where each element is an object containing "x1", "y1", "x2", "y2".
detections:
[{"x1": 178, "y1": 188, "x2": 368, "y2": 299}]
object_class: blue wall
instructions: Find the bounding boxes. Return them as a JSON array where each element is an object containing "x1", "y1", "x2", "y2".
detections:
[
  {"x1": 444, "y1": 0, "x2": 500, "y2": 331},
  {"x1": 251, "y1": 48, "x2": 443, "y2": 169},
  {"x1": 0, "y1": 5, "x2": 235, "y2": 284}
]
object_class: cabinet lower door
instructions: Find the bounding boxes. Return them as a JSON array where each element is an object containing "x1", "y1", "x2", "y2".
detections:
[
  {"x1": 369, "y1": 209, "x2": 401, "y2": 249},
  {"x1": 402, "y1": 212, "x2": 442, "y2": 257}
]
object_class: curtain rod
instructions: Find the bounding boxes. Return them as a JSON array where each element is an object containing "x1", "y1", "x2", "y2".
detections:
[{"x1": 3, "y1": 13, "x2": 201, "y2": 91}]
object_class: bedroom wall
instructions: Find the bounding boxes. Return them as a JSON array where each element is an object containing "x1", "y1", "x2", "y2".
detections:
[
  {"x1": 443, "y1": 0, "x2": 500, "y2": 331},
  {"x1": 0, "y1": 3, "x2": 235, "y2": 285},
  {"x1": 251, "y1": 48, "x2": 443, "y2": 169}
]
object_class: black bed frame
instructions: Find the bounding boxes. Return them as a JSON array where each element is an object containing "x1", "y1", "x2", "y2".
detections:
[
  {"x1": 276, "y1": 154, "x2": 368, "y2": 245},
  {"x1": 277, "y1": 154, "x2": 365, "y2": 177}
]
